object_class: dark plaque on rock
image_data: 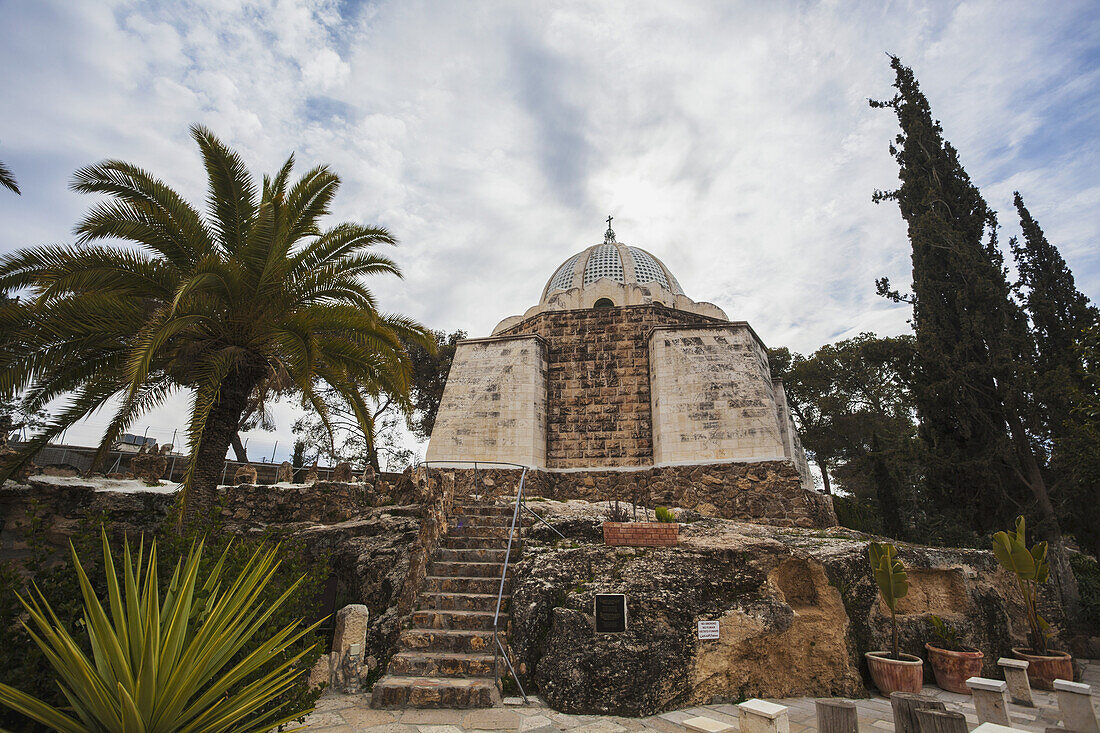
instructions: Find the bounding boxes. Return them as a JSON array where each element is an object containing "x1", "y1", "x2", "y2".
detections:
[{"x1": 594, "y1": 593, "x2": 627, "y2": 633}]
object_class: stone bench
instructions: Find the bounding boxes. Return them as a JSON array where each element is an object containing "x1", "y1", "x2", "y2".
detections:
[
  {"x1": 1053, "y1": 679, "x2": 1098, "y2": 733},
  {"x1": 738, "y1": 699, "x2": 790, "y2": 733},
  {"x1": 998, "y1": 657, "x2": 1033, "y2": 707},
  {"x1": 966, "y1": 677, "x2": 1010, "y2": 726}
]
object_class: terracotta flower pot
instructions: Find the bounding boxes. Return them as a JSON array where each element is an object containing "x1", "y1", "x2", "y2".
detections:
[
  {"x1": 1012, "y1": 647, "x2": 1074, "y2": 690},
  {"x1": 865, "y1": 651, "x2": 923, "y2": 695},
  {"x1": 925, "y1": 643, "x2": 984, "y2": 694}
]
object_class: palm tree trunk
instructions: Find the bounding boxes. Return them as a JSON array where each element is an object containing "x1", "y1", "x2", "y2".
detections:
[
  {"x1": 183, "y1": 366, "x2": 263, "y2": 527},
  {"x1": 231, "y1": 432, "x2": 248, "y2": 462}
]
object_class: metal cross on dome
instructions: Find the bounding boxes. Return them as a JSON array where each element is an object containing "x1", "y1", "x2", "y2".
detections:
[{"x1": 604, "y1": 214, "x2": 616, "y2": 243}]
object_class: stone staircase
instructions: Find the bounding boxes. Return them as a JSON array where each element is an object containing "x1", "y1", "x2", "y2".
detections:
[{"x1": 371, "y1": 502, "x2": 522, "y2": 708}]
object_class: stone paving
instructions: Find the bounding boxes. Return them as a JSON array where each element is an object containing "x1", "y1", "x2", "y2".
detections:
[{"x1": 305, "y1": 660, "x2": 1100, "y2": 733}]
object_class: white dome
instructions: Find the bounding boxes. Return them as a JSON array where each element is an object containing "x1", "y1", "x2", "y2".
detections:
[{"x1": 541, "y1": 242, "x2": 685, "y2": 303}]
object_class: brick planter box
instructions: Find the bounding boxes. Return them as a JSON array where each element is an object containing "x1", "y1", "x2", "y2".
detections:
[{"x1": 603, "y1": 521, "x2": 679, "y2": 547}]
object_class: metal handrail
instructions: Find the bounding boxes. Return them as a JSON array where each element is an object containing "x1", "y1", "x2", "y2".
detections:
[
  {"x1": 492, "y1": 466, "x2": 528, "y2": 703},
  {"x1": 522, "y1": 502, "x2": 567, "y2": 540}
]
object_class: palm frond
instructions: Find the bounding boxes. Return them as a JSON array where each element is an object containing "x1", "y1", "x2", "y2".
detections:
[
  {"x1": 0, "y1": 159, "x2": 20, "y2": 194},
  {"x1": 190, "y1": 124, "x2": 257, "y2": 254}
]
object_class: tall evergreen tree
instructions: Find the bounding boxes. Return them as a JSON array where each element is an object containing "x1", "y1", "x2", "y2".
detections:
[
  {"x1": 872, "y1": 57, "x2": 1080, "y2": 616},
  {"x1": 1011, "y1": 193, "x2": 1100, "y2": 556}
]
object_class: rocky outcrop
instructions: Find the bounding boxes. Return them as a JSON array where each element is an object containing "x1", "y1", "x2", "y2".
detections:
[
  {"x1": 233, "y1": 464, "x2": 258, "y2": 484},
  {"x1": 332, "y1": 462, "x2": 354, "y2": 482},
  {"x1": 508, "y1": 500, "x2": 1055, "y2": 716}
]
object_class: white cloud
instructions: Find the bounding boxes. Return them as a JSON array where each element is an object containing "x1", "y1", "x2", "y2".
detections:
[{"x1": 1, "y1": 0, "x2": 1098, "y2": 459}]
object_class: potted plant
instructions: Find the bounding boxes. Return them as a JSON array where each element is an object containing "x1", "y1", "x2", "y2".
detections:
[
  {"x1": 992, "y1": 515, "x2": 1074, "y2": 689},
  {"x1": 865, "y1": 541, "x2": 923, "y2": 694},
  {"x1": 925, "y1": 615, "x2": 984, "y2": 694}
]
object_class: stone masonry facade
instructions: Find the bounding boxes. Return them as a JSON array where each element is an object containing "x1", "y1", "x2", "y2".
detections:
[
  {"x1": 498, "y1": 305, "x2": 722, "y2": 468},
  {"x1": 430, "y1": 462, "x2": 837, "y2": 528}
]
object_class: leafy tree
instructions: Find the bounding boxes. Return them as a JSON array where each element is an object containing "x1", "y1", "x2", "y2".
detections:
[
  {"x1": 0, "y1": 125, "x2": 429, "y2": 526},
  {"x1": 407, "y1": 329, "x2": 465, "y2": 441},
  {"x1": 292, "y1": 386, "x2": 414, "y2": 472},
  {"x1": 872, "y1": 57, "x2": 1080, "y2": 613},
  {"x1": 0, "y1": 159, "x2": 18, "y2": 195},
  {"x1": 771, "y1": 334, "x2": 921, "y2": 539},
  {"x1": 292, "y1": 329, "x2": 464, "y2": 471}
]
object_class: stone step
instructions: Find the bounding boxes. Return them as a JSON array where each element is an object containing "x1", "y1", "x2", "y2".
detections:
[
  {"x1": 440, "y1": 535, "x2": 521, "y2": 551},
  {"x1": 400, "y1": 628, "x2": 496, "y2": 654},
  {"x1": 436, "y1": 547, "x2": 508, "y2": 563},
  {"x1": 410, "y1": 609, "x2": 506, "y2": 631},
  {"x1": 418, "y1": 592, "x2": 508, "y2": 612},
  {"x1": 447, "y1": 524, "x2": 513, "y2": 538},
  {"x1": 424, "y1": 575, "x2": 508, "y2": 595},
  {"x1": 387, "y1": 651, "x2": 497, "y2": 678},
  {"x1": 452, "y1": 504, "x2": 513, "y2": 517},
  {"x1": 450, "y1": 516, "x2": 518, "y2": 530},
  {"x1": 429, "y1": 560, "x2": 513, "y2": 578},
  {"x1": 371, "y1": 675, "x2": 499, "y2": 709}
]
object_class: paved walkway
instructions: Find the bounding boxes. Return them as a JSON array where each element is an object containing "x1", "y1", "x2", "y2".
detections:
[{"x1": 305, "y1": 661, "x2": 1100, "y2": 733}]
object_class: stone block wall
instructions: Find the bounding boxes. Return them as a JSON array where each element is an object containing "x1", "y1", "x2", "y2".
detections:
[
  {"x1": 431, "y1": 461, "x2": 837, "y2": 528},
  {"x1": 425, "y1": 334, "x2": 548, "y2": 467},
  {"x1": 499, "y1": 305, "x2": 720, "y2": 468},
  {"x1": 649, "y1": 324, "x2": 788, "y2": 466}
]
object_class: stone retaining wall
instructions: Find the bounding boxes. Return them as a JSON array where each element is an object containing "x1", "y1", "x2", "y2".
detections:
[
  {"x1": 429, "y1": 460, "x2": 837, "y2": 528},
  {"x1": 0, "y1": 476, "x2": 405, "y2": 566}
]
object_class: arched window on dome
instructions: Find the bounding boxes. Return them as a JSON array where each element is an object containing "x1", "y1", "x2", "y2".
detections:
[{"x1": 593, "y1": 297, "x2": 615, "y2": 308}]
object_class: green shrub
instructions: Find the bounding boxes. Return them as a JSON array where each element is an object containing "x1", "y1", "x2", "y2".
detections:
[
  {"x1": 832, "y1": 495, "x2": 883, "y2": 534},
  {"x1": 0, "y1": 521, "x2": 327, "y2": 733},
  {"x1": 654, "y1": 506, "x2": 676, "y2": 523},
  {"x1": 1071, "y1": 553, "x2": 1100, "y2": 632}
]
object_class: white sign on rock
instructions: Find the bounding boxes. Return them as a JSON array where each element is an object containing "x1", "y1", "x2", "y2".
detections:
[{"x1": 698, "y1": 619, "x2": 720, "y2": 640}]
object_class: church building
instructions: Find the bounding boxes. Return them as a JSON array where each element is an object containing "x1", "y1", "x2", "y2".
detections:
[{"x1": 426, "y1": 221, "x2": 832, "y2": 527}]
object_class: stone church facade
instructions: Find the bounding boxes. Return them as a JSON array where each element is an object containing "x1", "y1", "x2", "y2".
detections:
[{"x1": 426, "y1": 231, "x2": 834, "y2": 527}]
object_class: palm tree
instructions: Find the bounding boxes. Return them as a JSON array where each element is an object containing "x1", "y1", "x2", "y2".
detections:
[
  {"x1": 0, "y1": 159, "x2": 19, "y2": 194},
  {"x1": 0, "y1": 125, "x2": 429, "y2": 525}
]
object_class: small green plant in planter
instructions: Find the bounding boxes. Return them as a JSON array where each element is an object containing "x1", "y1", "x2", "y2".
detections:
[
  {"x1": 865, "y1": 541, "x2": 923, "y2": 694},
  {"x1": 992, "y1": 515, "x2": 1073, "y2": 689},
  {"x1": 929, "y1": 615, "x2": 966, "y2": 650},
  {"x1": 654, "y1": 506, "x2": 676, "y2": 523},
  {"x1": 925, "y1": 615, "x2": 983, "y2": 694}
]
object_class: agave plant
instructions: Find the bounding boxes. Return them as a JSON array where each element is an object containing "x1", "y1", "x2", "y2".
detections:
[
  {"x1": 992, "y1": 515, "x2": 1051, "y2": 654},
  {"x1": 0, "y1": 530, "x2": 321, "y2": 732},
  {"x1": 869, "y1": 541, "x2": 909, "y2": 658}
]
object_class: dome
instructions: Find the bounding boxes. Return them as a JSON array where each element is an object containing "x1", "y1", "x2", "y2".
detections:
[
  {"x1": 541, "y1": 242, "x2": 685, "y2": 303},
  {"x1": 490, "y1": 234, "x2": 727, "y2": 334}
]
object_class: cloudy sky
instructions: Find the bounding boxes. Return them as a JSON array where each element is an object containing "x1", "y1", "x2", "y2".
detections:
[{"x1": 2, "y1": 0, "x2": 1098, "y2": 464}]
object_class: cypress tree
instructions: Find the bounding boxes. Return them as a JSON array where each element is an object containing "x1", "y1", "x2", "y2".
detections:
[
  {"x1": 1011, "y1": 193, "x2": 1100, "y2": 556},
  {"x1": 871, "y1": 57, "x2": 1081, "y2": 617},
  {"x1": 872, "y1": 57, "x2": 1022, "y2": 535}
]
